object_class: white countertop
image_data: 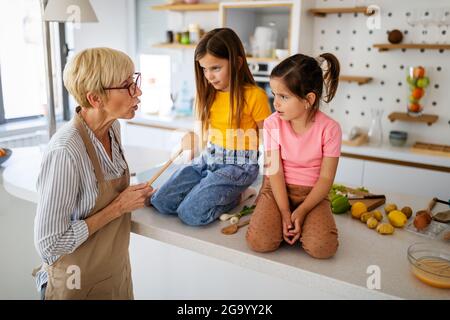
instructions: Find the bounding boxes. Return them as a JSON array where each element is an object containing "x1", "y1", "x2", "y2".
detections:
[
  {"x1": 2, "y1": 146, "x2": 449, "y2": 299},
  {"x1": 131, "y1": 167, "x2": 450, "y2": 300},
  {"x1": 1, "y1": 146, "x2": 170, "y2": 202},
  {"x1": 129, "y1": 114, "x2": 450, "y2": 169},
  {"x1": 341, "y1": 143, "x2": 450, "y2": 168}
]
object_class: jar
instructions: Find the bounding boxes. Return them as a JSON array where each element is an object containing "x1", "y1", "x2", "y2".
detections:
[
  {"x1": 166, "y1": 30, "x2": 174, "y2": 43},
  {"x1": 368, "y1": 108, "x2": 384, "y2": 146},
  {"x1": 188, "y1": 23, "x2": 200, "y2": 44},
  {"x1": 406, "y1": 66, "x2": 430, "y2": 117},
  {"x1": 175, "y1": 32, "x2": 182, "y2": 44},
  {"x1": 180, "y1": 31, "x2": 190, "y2": 45}
]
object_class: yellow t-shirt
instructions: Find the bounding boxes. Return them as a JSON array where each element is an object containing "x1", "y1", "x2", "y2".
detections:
[{"x1": 208, "y1": 85, "x2": 271, "y2": 150}]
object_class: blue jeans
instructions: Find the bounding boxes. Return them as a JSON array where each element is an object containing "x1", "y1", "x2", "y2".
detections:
[{"x1": 151, "y1": 144, "x2": 259, "y2": 226}]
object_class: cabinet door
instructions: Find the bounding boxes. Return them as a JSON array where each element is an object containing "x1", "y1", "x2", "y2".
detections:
[
  {"x1": 122, "y1": 123, "x2": 184, "y2": 152},
  {"x1": 334, "y1": 157, "x2": 364, "y2": 187},
  {"x1": 363, "y1": 161, "x2": 450, "y2": 199}
]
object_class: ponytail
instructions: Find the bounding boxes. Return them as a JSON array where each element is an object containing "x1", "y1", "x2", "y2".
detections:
[{"x1": 319, "y1": 53, "x2": 340, "y2": 103}]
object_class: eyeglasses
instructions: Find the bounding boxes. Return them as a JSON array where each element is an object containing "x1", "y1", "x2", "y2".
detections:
[{"x1": 103, "y1": 72, "x2": 141, "y2": 97}]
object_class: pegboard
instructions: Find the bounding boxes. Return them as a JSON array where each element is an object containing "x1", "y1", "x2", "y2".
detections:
[{"x1": 312, "y1": 0, "x2": 450, "y2": 146}]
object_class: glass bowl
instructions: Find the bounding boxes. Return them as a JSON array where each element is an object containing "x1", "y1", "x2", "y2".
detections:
[
  {"x1": 0, "y1": 147, "x2": 12, "y2": 165},
  {"x1": 407, "y1": 242, "x2": 450, "y2": 289}
]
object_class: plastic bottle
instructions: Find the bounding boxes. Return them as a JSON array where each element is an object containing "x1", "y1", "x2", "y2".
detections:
[{"x1": 177, "y1": 81, "x2": 193, "y2": 116}]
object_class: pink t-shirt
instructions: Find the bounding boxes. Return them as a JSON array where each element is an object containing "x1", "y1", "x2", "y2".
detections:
[{"x1": 263, "y1": 111, "x2": 342, "y2": 187}]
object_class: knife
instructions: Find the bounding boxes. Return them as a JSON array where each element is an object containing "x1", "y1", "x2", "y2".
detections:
[{"x1": 347, "y1": 194, "x2": 386, "y2": 200}]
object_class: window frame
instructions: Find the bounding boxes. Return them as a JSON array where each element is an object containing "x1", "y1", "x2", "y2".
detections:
[{"x1": 0, "y1": 5, "x2": 69, "y2": 125}]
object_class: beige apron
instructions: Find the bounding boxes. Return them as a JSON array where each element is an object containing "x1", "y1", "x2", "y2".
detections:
[{"x1": 33, "y1": 111, "x2": 133, "y2": 300}]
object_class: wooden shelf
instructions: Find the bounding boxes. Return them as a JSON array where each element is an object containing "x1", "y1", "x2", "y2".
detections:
[
  {"x1": 373, "y1": 43, "x2": 450, "y2": 51},
  {"x1": 151, "y1": 2, "x2": 219, "y2": 11},
  {"x1": 411, "y1": 142, "x2": 450, "y2": 158},
  {"x1": 152, "y1": 43, "x2": 197, "y2": 49},
  {"x1": 339, "y1": 76, "x2": 372, "y2": 85},
  {"x1": 388, "y1": 112, "x2": 438, "y2": 126},
  {"x1": 309, "y1": 6, "x2": 374, "y2": 17}
]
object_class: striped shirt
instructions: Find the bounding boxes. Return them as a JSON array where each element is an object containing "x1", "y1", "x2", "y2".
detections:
[{"x1": 33, "y1": 117, "x2": 128, "y2": 291}]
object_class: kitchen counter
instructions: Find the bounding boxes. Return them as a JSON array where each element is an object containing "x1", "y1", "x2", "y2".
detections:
[
  {"x1": 341, "y1": 143, "x2": 450, "y2": 170},
  {"x1": 1, "y1": 146, "x2": 170, "y2": 202},
  {"x1": 2, "y1": 147, "x2": 449, "y2": 299},
  {"x1": 131, "y1": 167, "x2": 450, "y2": 300}
]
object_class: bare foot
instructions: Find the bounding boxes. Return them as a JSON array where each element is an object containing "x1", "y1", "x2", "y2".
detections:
[{"x1": 239, "y1": 187, "x2": 257, "y2": 204}]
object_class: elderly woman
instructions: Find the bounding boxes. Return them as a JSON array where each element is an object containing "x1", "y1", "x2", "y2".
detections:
[{"x1": 33, "y1": 47, "x2": 154, "y2": 300}]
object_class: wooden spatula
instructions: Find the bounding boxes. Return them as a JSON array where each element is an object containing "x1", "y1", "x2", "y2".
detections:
[
  {"x1": 221, "y1": 218, "x2": 250, "y2": 235},
  {"x1": 147, "y1": 131, "x2": 196, "y2": 186}
]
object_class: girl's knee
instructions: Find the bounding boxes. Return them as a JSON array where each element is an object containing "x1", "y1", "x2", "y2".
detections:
[
  {"x1": 246, "y1": 227, "x2": 281, "y2": 253},
  {"x1": 177, "y1": 201, "x2": 214, "y2": 226},
  {"x1": 301, "y1": 233, "x2": 338, "y2": 259},
  {"x1": 150, "y1": 192, "x2": 176, "y2": 215}
]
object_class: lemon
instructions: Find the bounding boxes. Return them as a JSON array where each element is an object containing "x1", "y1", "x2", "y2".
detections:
[
  {"x1": 351, "y1": 202, "x2": 367, "y2": 219},
  {"x1": 388, "y1": 210, "x2": 407, "y2": 227}
]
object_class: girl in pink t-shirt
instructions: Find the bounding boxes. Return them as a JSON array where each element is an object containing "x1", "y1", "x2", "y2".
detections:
[{"x1": 247, "y1": 53, "x2": 341, "y2": 259}]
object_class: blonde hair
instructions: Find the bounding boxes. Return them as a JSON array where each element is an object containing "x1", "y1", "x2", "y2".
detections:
[{"x1": 63, "y1": 47, "x2": 135, "y2": 108}]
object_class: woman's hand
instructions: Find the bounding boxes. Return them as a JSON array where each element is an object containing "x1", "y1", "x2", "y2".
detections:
[{"x1": 112, "y1": 183, "x2": 155, "y2": 217}]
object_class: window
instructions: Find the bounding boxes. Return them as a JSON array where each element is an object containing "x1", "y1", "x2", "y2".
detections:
[
  {"x1": 139, "y1": 54, "x2": 172, "y2": 115},
  {"x1": 0, "y1": 0, "x2": 47, "y2": 123},
  {"x1": 0, "y1": 0, "x2": 69, "y2": 125}
]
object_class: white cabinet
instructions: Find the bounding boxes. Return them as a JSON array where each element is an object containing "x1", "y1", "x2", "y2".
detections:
[
  {"x1": 121, "y1": 122, "x2": 185, "y2": 152},
  {"x1": 219, "y1": 0, "x2": 314, "y2": 57},
  {"x1": 336, "y1": 156, "x2": 450, "y2": 199},
  {"x1": 335, "y1": 157, "x2": 364, "y2": 187},
  {"x1": 363, "y1": 161, "x2": 450, "y2": 200}
]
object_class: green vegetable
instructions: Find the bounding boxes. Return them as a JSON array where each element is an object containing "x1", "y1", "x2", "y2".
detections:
[
  {"x1": 238, "y1": 205, "x2": 256, "y2": 217},
  {"x1": 331, "y1": 195, "x2": 350, "y2": 214}
]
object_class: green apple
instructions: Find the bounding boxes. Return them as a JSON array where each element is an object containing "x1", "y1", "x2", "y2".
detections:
[
  {"x1": 417, "y1": 77, "x2": 430, "y2": 88},
  {"x1": 406, "y1": 75, "x2": 417, "y2": 86}
]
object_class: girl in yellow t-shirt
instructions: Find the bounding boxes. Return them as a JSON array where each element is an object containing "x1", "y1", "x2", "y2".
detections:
[{"x1": 151, "y1": 28, "x2": 271, "y2": 226}]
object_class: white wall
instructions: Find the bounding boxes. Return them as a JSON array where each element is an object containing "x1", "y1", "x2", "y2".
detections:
[
  {"x1": 314, "y1": 0, "x2": 450, "y2": 146},
  {"x1": 70, "y1": 0, "x2": 135, "y2": 57}
]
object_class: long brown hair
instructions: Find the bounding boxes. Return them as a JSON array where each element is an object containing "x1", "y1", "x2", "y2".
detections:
[
  {"x1": 270, "y1": 53, "x2": 340, "y2": 122},
  {"x1": 194, "y1": 28, "x2": 255, "y2": 136}
]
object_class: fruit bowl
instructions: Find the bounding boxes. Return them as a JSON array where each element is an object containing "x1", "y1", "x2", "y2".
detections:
[
  {"x1": 407, "y1": 242, "x2": 450, "y2": 289},
  {"x1": 0, "y1": 147, "x2": 12, "y2": 165}
]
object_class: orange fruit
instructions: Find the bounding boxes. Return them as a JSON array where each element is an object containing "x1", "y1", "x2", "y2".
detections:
[
  {"x1": 408, "y1": 103, "x2": 421, "y2": 113},
  {"x1": 411, "y1": 88, "x2": 424, "y2": 99},
  {"x1": 413, "y1": 66, "x2": 425, "y2": 78}
]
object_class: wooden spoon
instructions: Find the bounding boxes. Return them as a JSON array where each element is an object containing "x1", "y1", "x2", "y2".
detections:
[
  {"x1": 221, "y1": 218, "x2": 250, "y2": 235},
  {"x1": 414, "y1": 198, "x2": 437, "y2": 231},
  {"x1": 147, "y1": 131, "x2": 196, "y2": 186}
]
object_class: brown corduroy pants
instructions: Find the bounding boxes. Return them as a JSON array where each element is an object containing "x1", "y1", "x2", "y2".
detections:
[{"x1": 246, "y1": 177, "x2": 338, "y2": 259}]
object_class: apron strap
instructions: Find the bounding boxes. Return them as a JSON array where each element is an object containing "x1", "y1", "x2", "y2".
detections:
[
  {"x1": 110, "y1": 120, "x2": 130, "y2": 175},
  {"x1": 73, "y1": 107, "x2": 105, "y2": 184}
]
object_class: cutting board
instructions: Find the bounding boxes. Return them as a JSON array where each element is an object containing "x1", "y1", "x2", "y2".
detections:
[{"x1": 348, "y1": 197, "x2": 386, "y2": 211}]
